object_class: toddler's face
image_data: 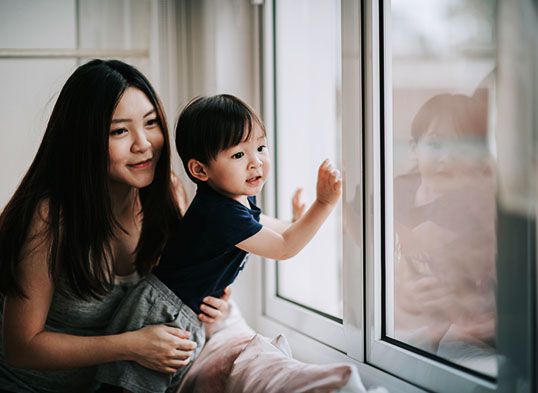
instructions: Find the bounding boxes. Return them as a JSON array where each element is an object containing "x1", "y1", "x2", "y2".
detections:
[{"x1": 205, "y1": 125, "x2": 270, "y2": 202}]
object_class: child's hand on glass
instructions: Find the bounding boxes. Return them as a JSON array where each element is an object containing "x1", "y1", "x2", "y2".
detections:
[
  {"x1": 291, "y1": 187, "x2": 306, "y2": 222},
  {"x1": 316, "y1": 159, "x2": 342, "y2": 207}
]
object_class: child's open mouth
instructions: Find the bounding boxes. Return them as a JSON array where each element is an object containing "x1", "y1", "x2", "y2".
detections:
[{"x1": 246, "y1": 175, "x2": 263, "y2": 185}]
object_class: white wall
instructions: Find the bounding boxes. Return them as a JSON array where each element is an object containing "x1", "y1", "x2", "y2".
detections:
[
  {"x1": 0, "y1": 0, "x2": 160, "y2": 207},
  {"x1": 0, "y1": 0, "x2": 77, "y2": 207}
]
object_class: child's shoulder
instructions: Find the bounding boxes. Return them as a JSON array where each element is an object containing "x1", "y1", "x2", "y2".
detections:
[{"x1": 186, "y1": 190, "x2": 249, "y2": 220}]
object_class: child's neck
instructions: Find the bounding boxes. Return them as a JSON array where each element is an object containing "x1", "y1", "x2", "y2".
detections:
[{"x1": 235, "y1": 195, "x2": 250, "y2": 208}]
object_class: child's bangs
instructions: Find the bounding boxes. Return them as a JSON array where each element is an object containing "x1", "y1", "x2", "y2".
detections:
[
  {"x1": 195, "y1": 94, "x2": 267, "y2": 163},
  {"x1": 222, "y1": 113, "x2": 253, "y2": 149},
  {"x1": 216, "y1": 106, "x2": 264, "y2": 153}
]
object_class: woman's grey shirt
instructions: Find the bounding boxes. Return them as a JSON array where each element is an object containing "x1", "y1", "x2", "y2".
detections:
[{"x1": 0, "y1": 273, "x2": 140, "y2": 393}]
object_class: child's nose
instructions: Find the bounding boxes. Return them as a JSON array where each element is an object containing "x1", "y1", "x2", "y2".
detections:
[{"x1": 249, "y1": 156, "x2": 263, "y2": 168}]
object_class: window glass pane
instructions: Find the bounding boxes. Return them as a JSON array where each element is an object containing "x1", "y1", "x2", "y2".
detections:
[
  {"x1": 274, "y1": 0, "x2": 343, "y2": 318},
  {"x1": 386, "y1": 0, "x2": 498, "y2": 377}
]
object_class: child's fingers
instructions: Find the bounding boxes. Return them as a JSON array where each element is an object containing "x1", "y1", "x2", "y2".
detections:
[
  {"x1": 198, "y1": 304, "x2": 223, "y2": 321},
  {"x1": 292, "y1": 187, "x2": 303, "y2": 205},
  {"x1": 198, "y1": 313, "x2": 216, "y2": 323},
  {"x1": 202, "y1": 296, "x2": 226, "y2": 310},
  {"x1": 318, "y1": 159, "x2": 342, "y2": 193},
  {"x1": 331, "y1": 168, "x2": 341, "y2": 182},
  {"x1": 319, "y1": 159, "x2": 334, "y2": 181},
  {"x1": 334, "y1": 178, "x2": 342, "y2": 191},
  {"x1": 220, "y1": 286, "x2": 232, "y2": 301},
  {"x1": 318, "y1": 159, "x2": 330, "y2": 177}
]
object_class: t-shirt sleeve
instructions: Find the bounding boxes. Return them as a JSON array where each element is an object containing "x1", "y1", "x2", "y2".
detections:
[{"x1": 207, "y1": 200, "x2": 263, "y2": 249}]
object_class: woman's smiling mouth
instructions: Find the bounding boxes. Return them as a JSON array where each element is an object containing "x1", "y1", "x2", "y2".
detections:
[{"x1": 129, "y1": 158, "x2": 152, "y2": 169}]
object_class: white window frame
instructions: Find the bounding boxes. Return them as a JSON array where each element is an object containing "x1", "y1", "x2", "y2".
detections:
[
  {"x1": 258, "y1": 3, "x2": 424, "y2": 391},
  {"x1": 257, "y1": 0, "x2": 536, "y2": 392},
  {"x1": 365, "y1": 1, "x2": 536, "y2": 392}
]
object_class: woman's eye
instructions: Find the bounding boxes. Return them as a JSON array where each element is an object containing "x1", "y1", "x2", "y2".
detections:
[
  {"x1": 257, "y1": 145, "x2": 267, "y2": 152},
  {"x1": 110, "y1": 128, "x2": 127, "y2": 136},
  {"x1": 232, "y1": 152, "x2": 244, "y2": 159},
  {"x1": 146, "y1": 118, "x2": 159, "y2": 127}
]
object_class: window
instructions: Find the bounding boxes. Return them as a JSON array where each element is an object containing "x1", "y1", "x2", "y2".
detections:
[
  {"x1": 261, "y1": 0, "x2": 536, "y2": 391},
  {"x1": 261, "y1": 0, "x2": 356, "y2": 352},
  {"x1": 386, "y1": 0, "x2": 497, "y2": 378},
  {"x1": 273, "y1": 0, "x2": 343, "y2": 319},
  {"x1": 365, "y1": 1, "x2": 536, "y2": 391}
]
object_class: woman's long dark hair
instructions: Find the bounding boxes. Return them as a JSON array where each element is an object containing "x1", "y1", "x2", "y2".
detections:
[{"x1": 0, "y1": 59, "x2": 180, "y2": 299}]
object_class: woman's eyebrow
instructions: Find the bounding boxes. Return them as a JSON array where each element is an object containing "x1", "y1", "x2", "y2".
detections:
[
  {"x1": 111, "y1": 109, "x2": 156, "y2": 124},
  {"x1": 111, "y1": 118, "x2": 131, "y2": 124},
  {"x1": 143, "y1": 109, "x2": 156, "y2": 118}
]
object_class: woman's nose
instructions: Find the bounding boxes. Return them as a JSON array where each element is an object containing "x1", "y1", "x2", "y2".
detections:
[{"x1": 131, "y1": 130, "x2": 151, "y2": 153}]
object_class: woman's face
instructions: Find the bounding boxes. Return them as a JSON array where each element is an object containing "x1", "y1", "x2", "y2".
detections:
[{"x1": 108, "y1": 87, "x2": 164, "y2": 190}]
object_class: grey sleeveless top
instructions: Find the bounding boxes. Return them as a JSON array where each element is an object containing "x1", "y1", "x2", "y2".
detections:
[{"x1": 0, "y1": 273, "x2": 140, "y2": 393}]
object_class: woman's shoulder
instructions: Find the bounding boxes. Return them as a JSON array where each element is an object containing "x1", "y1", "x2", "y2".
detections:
[{"x1": 18, "y1": 199, "x2": 53, "y2": 265}]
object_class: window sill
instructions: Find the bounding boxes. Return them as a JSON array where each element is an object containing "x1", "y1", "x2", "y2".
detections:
[{"x1": 255, "y1": 314, "x2": 427, "y2": 393}]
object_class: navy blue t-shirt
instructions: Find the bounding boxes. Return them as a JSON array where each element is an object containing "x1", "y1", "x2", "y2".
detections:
[{"x1": 153, "y1": 182, "x2": 263, "y2": 314}]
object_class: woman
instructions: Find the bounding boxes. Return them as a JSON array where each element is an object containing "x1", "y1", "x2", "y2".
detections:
[{"x1": 0, "y1": 59, "x2": 230, "y2": 393}]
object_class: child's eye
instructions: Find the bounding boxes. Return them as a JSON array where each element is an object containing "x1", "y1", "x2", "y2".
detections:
[
  {"x1": 232, "y1": 152, "x2": 244, "y2": 159},
  {"x1": 110, "y1": 128, "x2": 128, "y2": 136},
  {"x1": 426, "y1": 140, "x2": 442, "y2": 150},
  {"x1": 257, "y1": 145, "x2": 267, "y2": 152}
]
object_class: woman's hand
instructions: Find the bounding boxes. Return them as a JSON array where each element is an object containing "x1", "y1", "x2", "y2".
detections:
[
  {"x1": 291, "y1": 188, "x2": 306, "y2": 222},
  {"x1": 124, "y1": 325, "x2": 197, "y2": 374},
  {"x1": 198, "y1": 286, "x2": 231, "y2": 324}
]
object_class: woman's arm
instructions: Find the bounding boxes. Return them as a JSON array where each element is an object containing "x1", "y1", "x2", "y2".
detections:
[{"x1": 3, "y1": 209, "x2": 195, "y2": 374}]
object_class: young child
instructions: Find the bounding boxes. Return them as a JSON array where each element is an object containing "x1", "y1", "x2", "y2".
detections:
[
  {"x1": 154, "y1": 94, "x2": 342, "y2": 315},
  {"x1": 97, "y1": 94, "x2": 341, "y2": 393}
]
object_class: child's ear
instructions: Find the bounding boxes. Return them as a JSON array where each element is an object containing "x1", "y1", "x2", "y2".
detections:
[{"x1": 188, "y1": 159, "x2": 209, "y2": 182}]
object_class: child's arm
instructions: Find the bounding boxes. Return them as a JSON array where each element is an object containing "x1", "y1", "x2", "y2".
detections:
[
  {"x1": 237, "y1": 160, "x2": 341, "y2": 260},
  {"x1": 260, "y1": 188, "x2": 306, "y2": 234}
]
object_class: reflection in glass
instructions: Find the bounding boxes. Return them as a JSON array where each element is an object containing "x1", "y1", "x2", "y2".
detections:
[{"x1": 387, "y1": 0, "x2": 498, "y2": 377}]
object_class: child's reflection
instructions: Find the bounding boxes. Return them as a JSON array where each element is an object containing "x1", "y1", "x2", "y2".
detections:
[{"x1": 394, "y1": 92, "x2": 497, "y2": 362}]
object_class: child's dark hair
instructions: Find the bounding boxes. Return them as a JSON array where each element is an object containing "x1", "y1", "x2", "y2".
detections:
[{"x1": 175, "y1": 94, "x2": 266, "y2": 183}]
